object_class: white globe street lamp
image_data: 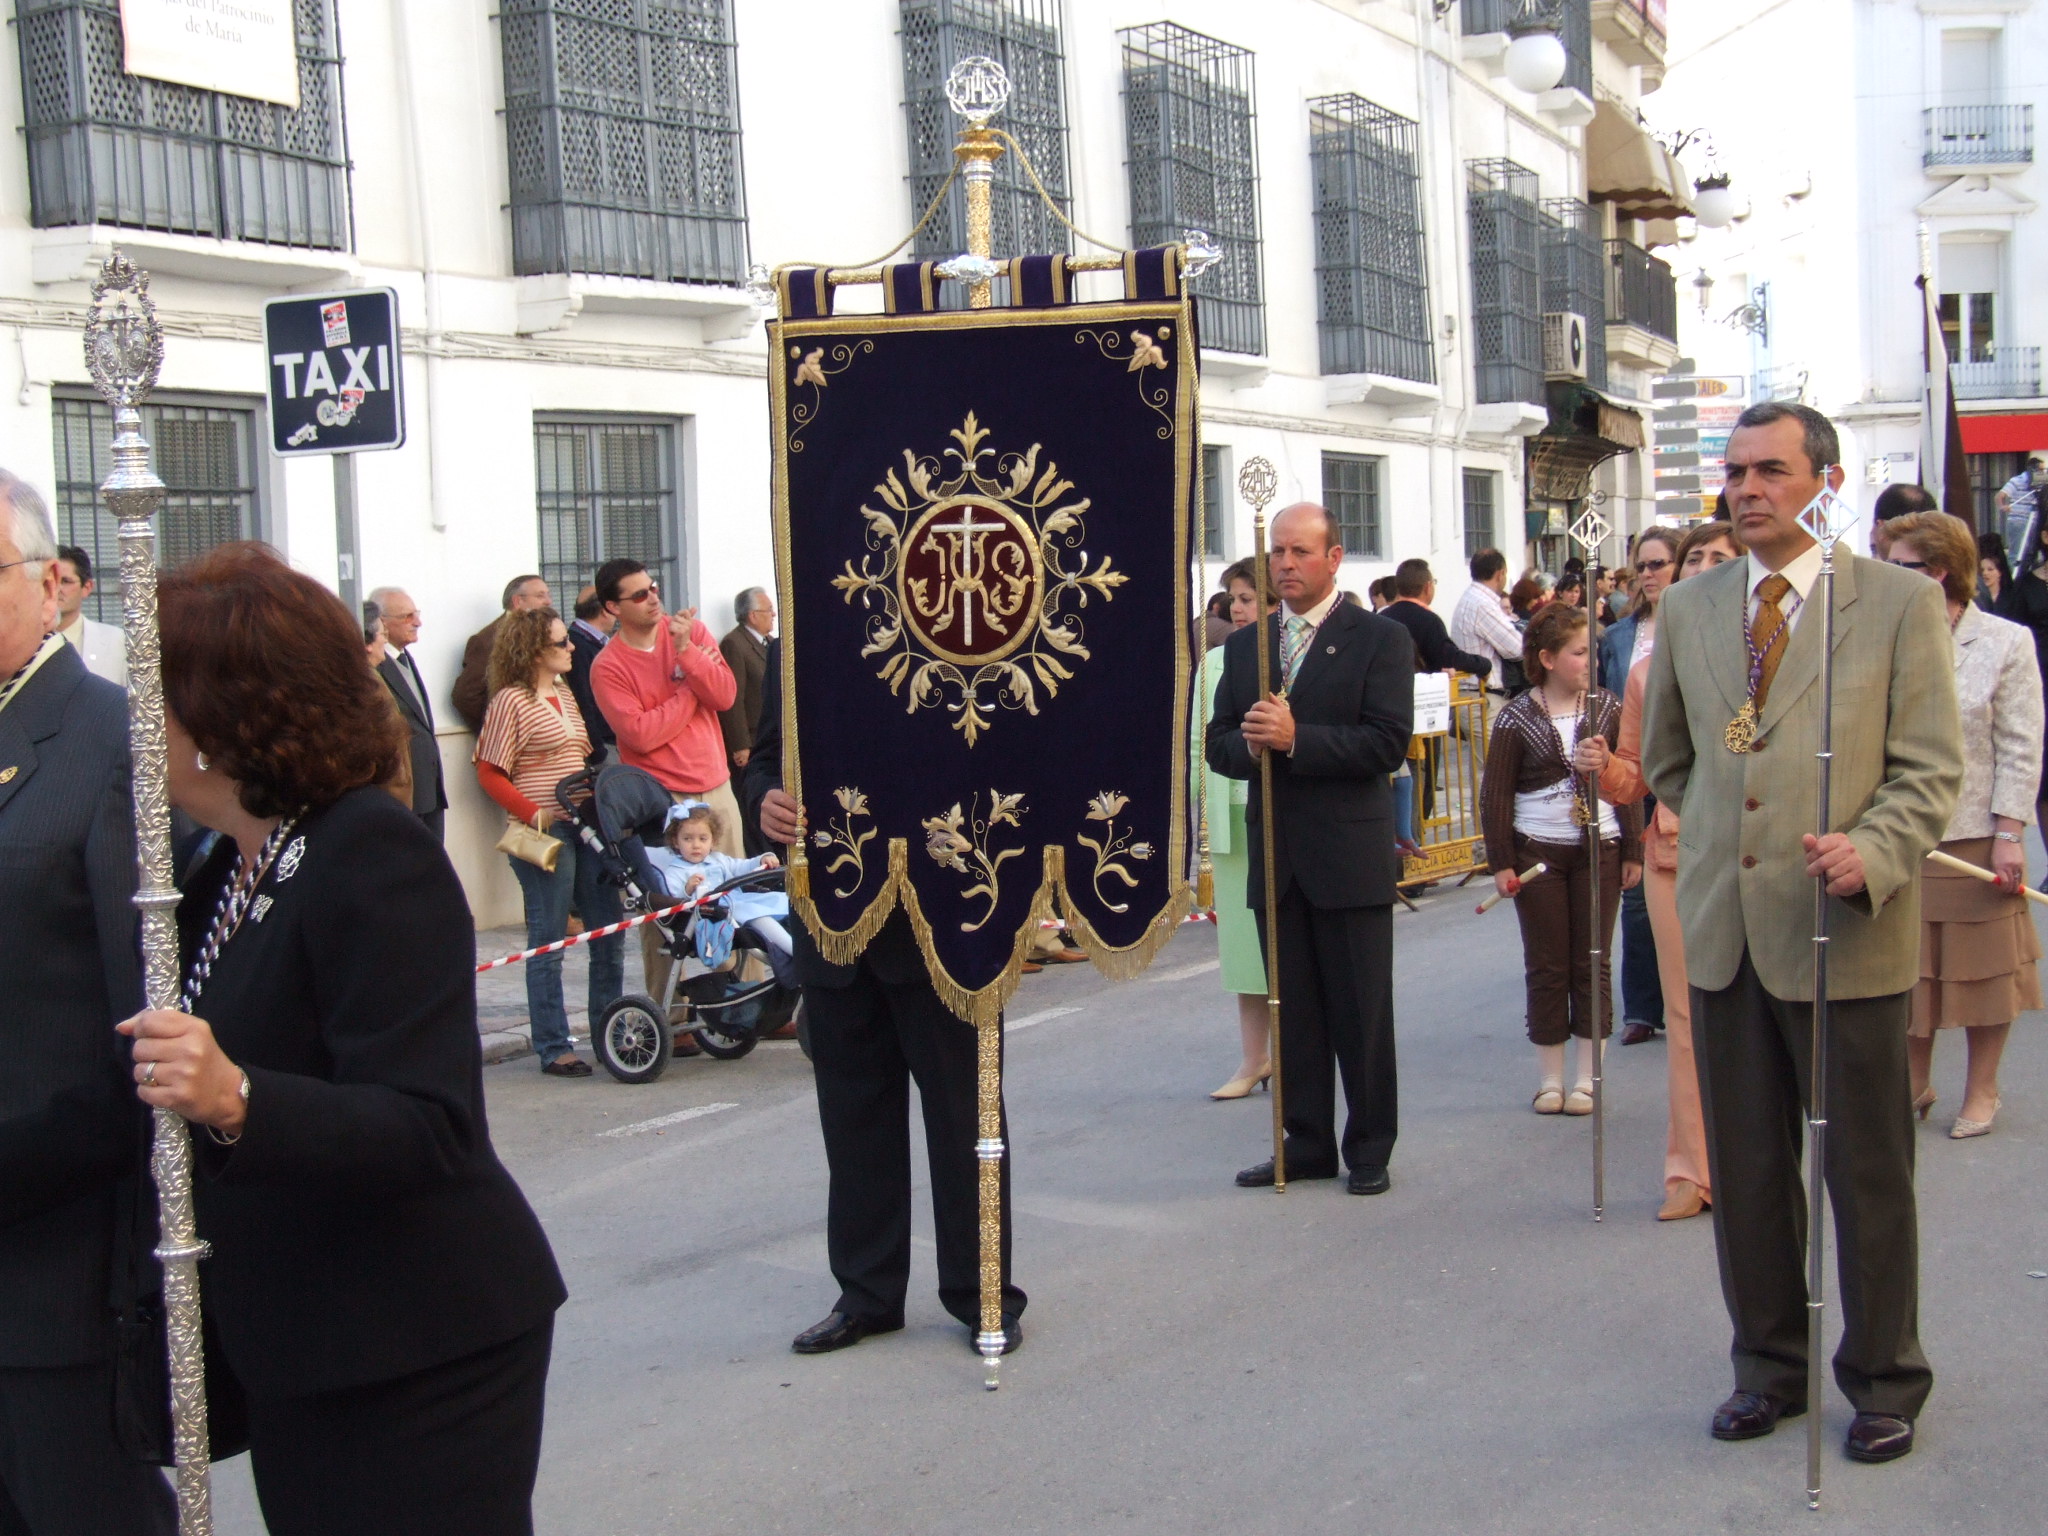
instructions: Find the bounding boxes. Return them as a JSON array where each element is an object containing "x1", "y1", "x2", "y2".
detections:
[
  {"x1": 1692, "y1": 174, "x2": 1737, "y2": 229},
  {"x1": 1504, "y1": 28, "x2": 1567, "y2": 94}
]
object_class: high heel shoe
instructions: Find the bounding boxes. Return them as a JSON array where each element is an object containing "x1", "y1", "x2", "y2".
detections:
[
  {"x1": 1950, "y1": 1097, "x2": 2001, "y2": 1139},
  {"x1": 1912, "y1": 1087, "x2": 1936, "y2": 1121},
  {"x1": 1210, "y1": 1068, "x2": 1272, "y2": 1101}
]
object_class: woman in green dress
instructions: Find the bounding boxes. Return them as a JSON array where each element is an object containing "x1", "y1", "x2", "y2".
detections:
[{"x1": 1199, "y1": 557, "x2": 1278, "y2": 1098}]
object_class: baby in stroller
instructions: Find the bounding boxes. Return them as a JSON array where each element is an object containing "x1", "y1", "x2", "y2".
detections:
[{"x1": 646, "y1": 800, "x2": 796, "y2": 986}]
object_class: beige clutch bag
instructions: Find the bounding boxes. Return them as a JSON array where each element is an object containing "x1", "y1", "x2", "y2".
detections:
[{"x1": 496, "y1": 814, "x2": 561, "y2": 873}]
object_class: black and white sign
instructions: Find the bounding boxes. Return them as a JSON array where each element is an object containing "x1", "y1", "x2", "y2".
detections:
[{"x1": 262, "y1": 289, "x2": 405, "y2": 456}]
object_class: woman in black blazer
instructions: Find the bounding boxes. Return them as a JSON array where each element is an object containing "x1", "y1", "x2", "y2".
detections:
[{"x1": 121, "y1": 544, "x2": 565, "y2": 1536}]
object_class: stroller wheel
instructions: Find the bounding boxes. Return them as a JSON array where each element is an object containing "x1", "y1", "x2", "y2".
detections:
[
  {"x1": 595, "y1": 995, "x2": 672, "y2": 1083},
  {"x1": 691, "y1": 1020, "x2": 759, "y2": 1061}
]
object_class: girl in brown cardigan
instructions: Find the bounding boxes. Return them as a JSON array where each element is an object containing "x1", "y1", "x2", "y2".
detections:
[{"x1": 1481, "y1": 605, "x2": 1642, "y2": 1113}]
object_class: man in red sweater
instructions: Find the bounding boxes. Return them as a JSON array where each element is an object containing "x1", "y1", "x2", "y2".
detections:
[{"x1": 591, "y1": 558, "x2": 741, "y2": 996}]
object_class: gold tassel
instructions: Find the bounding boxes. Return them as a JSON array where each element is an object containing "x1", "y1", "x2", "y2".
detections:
[
  {"x1": 1196, "y1": 860, "x2": 1214, "y2": 910},
  {"x1": 787, "y1": 853, "x2": 810, "y2": 900}
]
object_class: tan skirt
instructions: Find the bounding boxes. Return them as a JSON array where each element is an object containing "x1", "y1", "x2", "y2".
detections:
[{"x1": 1912, "y1": 837, "x2": 2042, "y2": 1035}]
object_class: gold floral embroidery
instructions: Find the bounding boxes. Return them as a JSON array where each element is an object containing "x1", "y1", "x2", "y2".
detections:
[
  {"x1": 809, "y1": 786, "x2": 877, "y2": 898},
  {"x1": 1074, "y1": 790, "x2": 1155, "y2": 913},
  {"x1": 923, "y1": 789, "x2": 1027, "y2": 932},
  {"x1": 831, "y1": 412, "x2": 1127, "y2": 745},
  {"x1": 1074, "y1": 323, "x2": 1175, "y2": 438},
  {"x1": 787, "y1": 339, "x2": 875, "y2": 452}
]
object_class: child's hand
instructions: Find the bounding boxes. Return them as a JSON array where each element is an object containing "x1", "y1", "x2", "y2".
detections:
[
  {"x1": 1493, "y1": 870, "x2": 1521, "y2": 902},
  {"x1": 760, "y1": 853, "x2": 780, "y2": 871},
  {"x1": 685, "y1": 874, "x2": 704, "y2": 894}
]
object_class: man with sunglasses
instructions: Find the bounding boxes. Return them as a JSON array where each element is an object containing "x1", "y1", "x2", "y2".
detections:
[{"x1": 591, "y1": 559, "x2": 741, "y2": 995}]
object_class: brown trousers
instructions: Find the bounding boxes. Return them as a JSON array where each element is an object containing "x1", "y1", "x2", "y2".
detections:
[{"x1": 1509, "y1": 832, "x2": 1621, "y2": 1046}]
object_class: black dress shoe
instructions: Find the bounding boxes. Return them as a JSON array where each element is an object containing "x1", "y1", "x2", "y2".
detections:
[
  {"x1": 1710, "y1": 1390, "x2": 1806, "y2": 1441},
  {"x1": 1620, "y1": 1022, "x2": 1658, "y2": 1046},
  {"x1": 790, "y1": 1311, "x2": 902, "y2": 1355},
  {"x1": 1235, "y1": 1158, "x2": 1337, "y2": 1187},
  {"x1": 1347, "y1": 1165, "x2": 1391, "y2": 1196},
  {"x1": 541, "y1": 1055, "x2": 593, "y2": 1077},
  {"x1": 1845, "y1": 1412, "x2": 1914, "y2": 1463},
  {"x1": 967, "y1": 1314, "x2": 1024, "y2": 1356}
]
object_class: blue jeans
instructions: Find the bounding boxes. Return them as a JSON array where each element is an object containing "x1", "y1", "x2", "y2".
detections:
[
  {"x1": 1619, "y1": 879, "x2": 1663, "y2": 1027},
  {"x1": 508, "y1": 822, "x2": 624, "y2": 1065}
]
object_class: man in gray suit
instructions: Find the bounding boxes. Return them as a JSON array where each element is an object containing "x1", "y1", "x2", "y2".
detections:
[
  {"x1": 0, "y1": 468, "x2": 175, "y2": 1531},
  {"x1": 370, "y1": 586, "x2": 448, "y2": 841},
  {"x1": 1644, "y1": 404, "x2": 1962, "y2": 1466}
]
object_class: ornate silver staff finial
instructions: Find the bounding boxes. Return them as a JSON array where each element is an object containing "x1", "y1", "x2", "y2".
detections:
[
  {"x1": 745, "y1": 262, "x2": 778, "y2": 310},
  {"x1": 1237, "y1": 455, "x2": 1278, "y2": 514},
  {"x1": 1797, "y1": 472, "x2": 1855, "y2": 552},
  {"x1": 1567, "y1": 505, "x2": 1611, "y2": 557},
  {"x1": 944, "y1": 55, "x2": 1011, "y2": 126},
  {"x1": 1180, "y1": 230, "x2": 1223, "y2": 282},
  {"x1": 84, "y1": 254, "x2": 165, "y2": 410}
]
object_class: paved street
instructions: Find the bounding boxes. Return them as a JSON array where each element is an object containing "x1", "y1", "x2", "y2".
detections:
[{"x1": 211, "y1": 881, "x2": 2046, "y2": 1534}]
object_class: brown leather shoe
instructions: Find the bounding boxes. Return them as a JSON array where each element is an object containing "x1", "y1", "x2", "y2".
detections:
[
  {"x1": 1620, "y1": 1022, "x2": 1658, "y2": 1046},
  {"x1": 1041, "y1": 946, "x2": 1087, "y2": 965},
  {"x1": 1021, "y1": 961, "x2": 1044, "y2": 975},
  {"x1": 1657, "y1": 1181, "x2": 1708, "y2": 1221},
  {"x1": 1845, "y1": 1412, "x2": 1914, "y2": 1463},
  {"x1": 764, "y1": 1020, "x2": 798, "y2": 1040}
]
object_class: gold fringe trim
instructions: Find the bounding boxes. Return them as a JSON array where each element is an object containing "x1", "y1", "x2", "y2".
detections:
[
  {"x1": 896, "y1": 845, "x2": 1058, "y2": 1028},
  {"x1": 793, "y1": 839, "x2": 905, "y2": 966},
  {"x1": 1055, "y1": 852, "x2": 1196, "y2": 983}
]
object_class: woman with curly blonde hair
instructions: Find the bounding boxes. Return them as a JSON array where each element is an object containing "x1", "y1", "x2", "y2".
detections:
[{"x1": 475, "y1": 606, "x2": 620, "y2": 1077}]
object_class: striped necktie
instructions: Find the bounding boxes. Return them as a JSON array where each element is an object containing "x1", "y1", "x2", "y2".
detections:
[{"x1": 1282, "y1": 614, "x2": 1314, "y2": 690}]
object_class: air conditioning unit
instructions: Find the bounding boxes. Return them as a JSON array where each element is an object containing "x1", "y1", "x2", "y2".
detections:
[{"x1": 1543, "y1": 312, "x2": 1588, "y2": 380}]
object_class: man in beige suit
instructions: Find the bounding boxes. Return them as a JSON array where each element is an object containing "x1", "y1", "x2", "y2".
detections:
[{"x1": 1643, "y1": 402, "x2": 1962, "y2": 1466}]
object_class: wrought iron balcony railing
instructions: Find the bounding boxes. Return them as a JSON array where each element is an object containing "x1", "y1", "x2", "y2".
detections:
[
  {"x1": 1604, "y1": 239, "x2": 1676, "y2": 341},
  {"x1": 1953, "y1": 347, "x2": 2041, "y2": 400},
  {"x1": 1924, "y1": 104, "x2": 2033, "y2": 168}
]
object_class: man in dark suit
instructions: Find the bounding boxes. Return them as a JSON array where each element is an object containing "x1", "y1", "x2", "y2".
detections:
[
  {"x1": 742, "y1": 640, "x2": 1025, "y2": 1357},
  {"x1": 1207, "y1": 503, "x2": 1415, "y2": 1195},
  {"x1": 452, "y1": 574, "x2": 551, "y2": 733},
  {"x1": 720, "y1": 587, "x2": 773, "y2": 854},
  {"x1": 369, "y1": 586, "x2": 448, "y2": 841},
  {"x1": 566, "y1": 585, "x2": 615, "y2": 760},
  {"x1": 0, "y1": 469, "x2": 175, "y2": 1532}
]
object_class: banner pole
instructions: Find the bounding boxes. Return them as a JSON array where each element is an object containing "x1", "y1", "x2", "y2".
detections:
[
  {"x1": 87, "y1": 259, "x2": 216, "y2": 1533},
  {"x1": 1238, "y1": 457, "x2": 1285, "y2": 1191}
]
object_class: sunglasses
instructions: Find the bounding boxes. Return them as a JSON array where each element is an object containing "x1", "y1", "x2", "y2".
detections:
[
  {"x1": 618, "y1": 582, "x2": 660, "y2": 605},
  {"x1": 546, "y1": 637, "x2": 572, "y2": 649},
  {"x1": 1634, "y1": 558, "x2": 1672, "y2": 573},
  {"x1": 1890, "y1": 558, "x2": 1929, "y2": 571}
]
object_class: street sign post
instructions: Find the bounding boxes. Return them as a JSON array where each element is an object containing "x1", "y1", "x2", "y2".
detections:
[{"x1": 262, "y1": 289, "x2": 406, "y2": 614}]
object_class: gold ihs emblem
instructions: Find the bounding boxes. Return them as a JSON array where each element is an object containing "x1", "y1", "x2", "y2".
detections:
[
  {"x1": 0, "y1": 766, "x2": 15, "y2": 784},
  {"x1": 1724, "y1": 699, "x2": 1759, "y2": 754}
]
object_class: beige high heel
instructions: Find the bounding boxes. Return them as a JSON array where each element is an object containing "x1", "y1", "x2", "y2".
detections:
[
  {"x1": 1912, "y1": 1087, "x2": 1936, "y2": 1121},
  {"x1": 1210, "y1": 1068, "x2": 1272, "y2": 1101},
  {"x1": 1950, "y1": 1097, "x2": 2001, "y2": 1139}
]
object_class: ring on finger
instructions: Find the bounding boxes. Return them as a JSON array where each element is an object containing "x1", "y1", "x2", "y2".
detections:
[{"x1": 141, "y1": 1061, "x2": 157, "y2": 1087}]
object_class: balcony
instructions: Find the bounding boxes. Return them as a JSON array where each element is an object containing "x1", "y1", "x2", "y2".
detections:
[
  {"x1": 1592, "y1": 0, "x2": 1667, "y2": 89},
  {"x1": 1603, "y1": 239, "x2": 1678, "y2": 371},
  {"x1": 1953, "y1": 347, "x2": 2041, "y2": 401},
  {"x1": 1924, "y1": 105, "x2": 2033, "y2": 171}
]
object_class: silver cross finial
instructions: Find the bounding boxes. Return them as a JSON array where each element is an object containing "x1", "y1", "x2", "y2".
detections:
[
  {"x1": 1568, "y1": 507, "x2": 1611, "y2": 555},
  {"x1": 945, "y1": 56, "x2": 1011, "y2": 125},
  {"x1": 84, "y1": 254, "x2": 163, "y2": 410},
  {"x1": 1797, "y1": 472, "x2": 1856, "y2": 551},
  {"x1": 1238, "y1": 456, "x2": 1278, "y2": 515}
]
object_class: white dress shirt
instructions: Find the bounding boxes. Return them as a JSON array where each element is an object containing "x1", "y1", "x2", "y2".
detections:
[
  {"x1": 1451, "y1": 581, "x2": 1523, "y2": 687},
  {"x1": 1747, "y1": 540, "x2": 1824, "y2": 632}
]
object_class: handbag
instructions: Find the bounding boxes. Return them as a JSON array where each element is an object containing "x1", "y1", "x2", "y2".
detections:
[{"x1": 496, "y1": 813, "x2": 562, "y2": 872}]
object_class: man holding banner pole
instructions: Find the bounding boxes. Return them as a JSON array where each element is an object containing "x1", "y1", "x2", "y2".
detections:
[{"x1": 1207, "y1": 504, "x2": 1415, "y2": 1196}]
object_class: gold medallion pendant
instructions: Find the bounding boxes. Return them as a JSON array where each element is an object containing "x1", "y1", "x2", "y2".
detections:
[
  {"x1": 1570, "y1": 794, "x2": 1594, "y2": 829},
  {"x1": 1724, "y1": 699, "x2": 1758, "y2": 754}
]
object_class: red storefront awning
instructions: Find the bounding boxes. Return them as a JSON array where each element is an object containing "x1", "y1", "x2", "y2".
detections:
[{"x1": 1961, "y1": 413, "x2": 2048, "y2": 453}]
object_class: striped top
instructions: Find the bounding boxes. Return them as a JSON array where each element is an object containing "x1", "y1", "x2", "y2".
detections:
[{"x1": 475, "y1": 680, "x2": 591, "y2": 823}]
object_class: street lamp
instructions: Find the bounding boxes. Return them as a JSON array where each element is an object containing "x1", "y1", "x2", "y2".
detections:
[
  {"x1": 1504, "y1": 2, "x2": 1568, "y2": 94},
  {"x1": 1693, "y1": 172, "x2": 1738, "y2": 229},
  {"x1": 1693, "y1": 270, "x2": 1715, "y2": 315}
]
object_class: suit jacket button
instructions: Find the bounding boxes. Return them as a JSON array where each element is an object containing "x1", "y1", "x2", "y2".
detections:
[
  {"x1": 1741, "y1": 854, "x2": 1758, "y2": 869},
  {"x1": 1752, "y1": 738, "x2": 1767, "y2": 751},
  {"x1": 1744, "y1": 798, "x2": 1760, "y2": 811}
]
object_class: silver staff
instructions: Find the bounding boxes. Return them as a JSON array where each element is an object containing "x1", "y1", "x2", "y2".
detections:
[
  {"x1": 1240, "y1": 456, "x2": 1286, "y2": 1191},
  {"x1": 1569, "y1": 506, "x2": 1611, "y2": 1221},
  {"x1": 1799, "y1": 474, "x2": 1852, "y2": 1510},
  {"x1": 86, "y1": 256, "x2": 216, "y2": 1533}
]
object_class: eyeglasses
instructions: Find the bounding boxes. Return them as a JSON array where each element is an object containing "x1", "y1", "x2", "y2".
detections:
[
  {"x1": 618, "y1": 582, "x2": 660, "y2": 605},
  {"x1": 0, "y1": 559, "x2": 40, "y2": 576},
  {"x1": 1890, "y1": 558, "x2": 1930, "y2": 571},
  {"x1": 1634, "y1": 558, "x2": 1672, "y2": 574}
]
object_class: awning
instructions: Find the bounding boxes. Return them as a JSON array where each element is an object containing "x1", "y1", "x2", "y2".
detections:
[
  {"x1": 1528, "y1": 383, "x2": 1647, "y2": 502},
  {"x1": 1587, "y1": 101, "x2": 1694, "y2": 225},
  {"x1": 1960, "y1": 412, "x2": 2048, "y2": 454}
]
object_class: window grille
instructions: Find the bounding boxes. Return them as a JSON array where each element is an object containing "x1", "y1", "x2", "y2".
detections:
[
  {"x1": 901, "y1": 0, "x2": 1071, "y2": 288},
  {"x1": 51, "y1": 393, "x2": 262, "y2": 624},
  {"x1": 1120, "y1": 22, "x2": 1262, "y2": 357},
  {"x1": 1463, "y1": 469, "x2": 1499, "y2": 557},
  {"x1": 1308, "y1": 94, "x2": 1433, "y2": 384},
  {"x1": 1540, "y1": 197, "x2": 1607, "y2": 390},
  {"x1": 502, "y1": 0, "x2": 749, "y2": 285},
  {"x1": 1322, "y1": 452, "x2": 1384, "y2": 560},
  {"x1": 1468, "y1": 158, "x2": 1543, "y2": 406},
  {"x1": 1199, "y1": 443, "x2": 1228, "y2": 559},
  {"x1": 1460, "y1": 0, "x2": 1592, "y2": 98},
  {"x1": 534, "y1": 418, "x2": 684, "y2": 605},
  {"x1": 18, "y1": 0, "x2": 348, "y2": 249}
]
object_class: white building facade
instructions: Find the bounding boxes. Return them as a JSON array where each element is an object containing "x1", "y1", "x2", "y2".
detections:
[
  {"x1": 1, "y1": 0, "x2": 1684, "y2": 920},
  {"x1": 1658, "y1": 0, "x2": 2044, "y2": 532}
]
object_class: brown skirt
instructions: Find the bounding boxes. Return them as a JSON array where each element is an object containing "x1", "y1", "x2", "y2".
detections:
[{"x1": 1912, "y1": 836, "x2": 2042, "y2": 1035}]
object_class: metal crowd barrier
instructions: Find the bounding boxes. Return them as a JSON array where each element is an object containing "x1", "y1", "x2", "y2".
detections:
[{"x1": 1399, "y1": 678, "x2": 1494, "y2": 888}]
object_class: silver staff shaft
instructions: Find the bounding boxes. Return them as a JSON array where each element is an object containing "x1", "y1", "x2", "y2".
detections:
[
  {"x1": 1806, "y1": 535, "x2": 1840, "y2": 1511},
  {"x1": 1582, "y1": 690, "x2": 1604, "y2": 1223},
  {"x1": 87, "y1": 257, "x2": 215, "y2": 1533}
]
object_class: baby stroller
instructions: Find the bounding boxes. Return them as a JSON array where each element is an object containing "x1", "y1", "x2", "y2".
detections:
[{"x1": 558, "y1": 764, "x2": 800, "y2": 1084}]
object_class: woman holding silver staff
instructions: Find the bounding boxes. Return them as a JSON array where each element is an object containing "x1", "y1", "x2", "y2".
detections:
[
  {"x1": 1881, "y1": 512, "x2": 2043, "y2": 1139},
  {"x1": 1201, "y1": 556, "x2": 1277, "y2": 1099},
  {"x1": 118, "y1": 544, "x2": 566, "y2": 1534},
  {"x1": 1479, "y1": 603, "x2": 1641, "y2": 1116},
  {"x1": 1600, "y1": 519, "x2": 1745, "y2": 1221}
]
